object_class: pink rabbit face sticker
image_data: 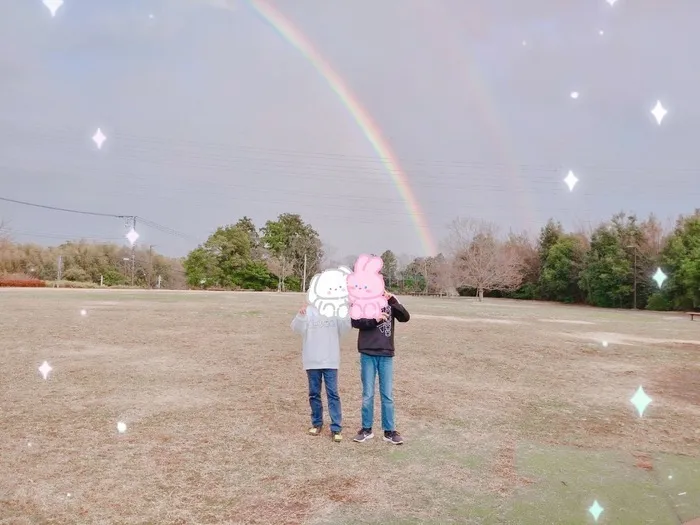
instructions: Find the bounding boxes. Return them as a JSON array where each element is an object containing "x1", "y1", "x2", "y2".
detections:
[
  {"x1": 347, "y1": 275, "x2": 383, "y2": 299},
  {"x1": 347, "y1": 254, "x2": 388, "y2": 320}
]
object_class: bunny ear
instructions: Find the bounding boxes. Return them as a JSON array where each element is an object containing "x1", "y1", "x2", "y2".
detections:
[
  {"x1": 365, "y1": 256, "x2": 383, "y2": 273},
  {"x1": 338, "y1": 266, "x2": 351, "y2": 275},
  {"x1": 353, "y1": 254, "x2": 370, "y2": 272}
]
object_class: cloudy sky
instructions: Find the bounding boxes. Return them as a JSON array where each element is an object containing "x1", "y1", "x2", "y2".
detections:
[{"x1": 0, "y1": 0, "x2": 698, "y2": 259}]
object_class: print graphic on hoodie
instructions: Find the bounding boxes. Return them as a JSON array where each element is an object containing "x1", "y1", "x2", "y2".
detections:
[{"x1": 377, "y1": 304, "x2": 392, "y2": 337}]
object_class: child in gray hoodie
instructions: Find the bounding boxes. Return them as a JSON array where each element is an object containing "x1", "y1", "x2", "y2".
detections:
[{"x1": 291, "y1": 304, "x2": 352, "y2": 442}]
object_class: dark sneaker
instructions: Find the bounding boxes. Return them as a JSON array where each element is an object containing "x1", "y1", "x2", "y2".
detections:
[
  {"x1": 383, "y1": 431, "x2": 404, "y2": 445},
  {"x1": 331, "y1": 431, "x2": 342, "y2": 443},
  {"x1": 308, "y1": 425, "x2": 322, "y2": 436},
  {"x1": 353, "y1": 428, "x2": 374, "y2": 443}
]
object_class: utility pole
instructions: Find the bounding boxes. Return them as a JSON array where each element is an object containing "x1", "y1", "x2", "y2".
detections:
[
  {"x1": 123, "y1": 257, "x2": 130, "y2": 282},
  {"x1": 423, "y1": 258, "x2": 428, "y2": 295},
  {"x1": 632, "y1": 246, "x2": 637, "y2": 310},
  {"x1": 302, "y1": 253, "x2": 307, "y2": 293},
  {"x1": 57, "y1": 255, "x2": 63, "y2": 284},
  {"x1": 131, "y1": 217, "x2": 136, "y2": 287},
  {"x1": 628, "y1": 244, "x2": 637, "y2": 309},
  {"x1": 148, "y1": 245, "x2": 156, "y2": 289},
  {"x1": 281, "y1": 255, "x2": 286, "y2": 292}
]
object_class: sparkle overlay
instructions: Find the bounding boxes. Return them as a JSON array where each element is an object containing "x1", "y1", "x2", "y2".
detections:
[
  {"x1": 652, "y1": 268, "x2": 667, "y2": 287},
  {"x1": 38, "y1": 361, "x2": 52, "y2": 380},
  {"x1": 564, "y1": 171, "x2": 579, "y2": 192},
  {"x1": 117, "y1": 422, "x2": 127, "y2": 434},
  {"x1": 126, "y1": 228, "x2": 139, "y2": 246},
  {"x1": 570, "y1": 91, "x2": 580, "y2": 99},
  {"x1": 631, "y1": 386, "x2": 652, "y2": 417},
  {"x1": 588, "y1": 500, "x2": 604, "y2": 522},
  {"x1": 92, "y1": 128, "x2": 107, "y2": 149},
  {"x1": 43, "y1": 0, "x2": 63, "y2": 17},
  {"x1": 651, "y1": 101, "x2": 667, "y2": 125}
]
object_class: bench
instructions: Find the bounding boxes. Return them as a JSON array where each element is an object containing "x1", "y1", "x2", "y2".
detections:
[{"x1": 688, "y1": 312, "x2": 699, "y2": 321}]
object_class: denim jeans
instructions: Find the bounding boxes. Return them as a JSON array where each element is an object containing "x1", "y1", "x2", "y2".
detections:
[
  {"x1": 306, "y1": 369, "x2": 342, "y2": 432},
  {"x1": 360, "y1": 354, "x2": 395, "y2": 431}
]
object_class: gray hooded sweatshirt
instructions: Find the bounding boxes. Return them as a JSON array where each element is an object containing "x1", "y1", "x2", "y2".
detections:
[{"x1": 291, "y1": 305, "x2": 352, "y2": 370}]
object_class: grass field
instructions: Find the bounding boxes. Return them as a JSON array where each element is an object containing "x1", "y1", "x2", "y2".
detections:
[{"x1": 1, "y1": 289, "x2": 699, "y2": 525}]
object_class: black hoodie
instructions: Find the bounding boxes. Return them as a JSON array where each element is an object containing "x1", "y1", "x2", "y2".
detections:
[{"x1": 350, "y1": 296, "x2": 410, "y2": 357}]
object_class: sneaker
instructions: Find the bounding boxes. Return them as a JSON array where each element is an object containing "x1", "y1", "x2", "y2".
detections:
[
  {"x1": 331, "y1": 431, "x2": 342, "y2": 443},
  {"x1": 308, "y1": 425, "x2": 322, "y2": 436},
  {"x1": 353, "y1": 428, "x2": 374, "y2": 443},
  {"x1": 383, "y1": 430, "x2": 404, "y2": 445}
]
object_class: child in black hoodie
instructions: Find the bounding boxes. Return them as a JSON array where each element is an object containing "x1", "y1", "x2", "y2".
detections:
[{"x1": 351, "y1": 291, "x2": 410, "y2": 445}]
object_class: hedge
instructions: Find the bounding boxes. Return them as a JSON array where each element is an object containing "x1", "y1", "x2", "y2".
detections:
[{"x1": 0, "y1": 279, "x2": 47, "y2": 288}]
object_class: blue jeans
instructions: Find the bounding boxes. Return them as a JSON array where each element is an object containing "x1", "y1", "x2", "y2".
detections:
[
  {"x1": 306, "y1": 369, "x2": 342, "y2": 432},
  {"x1": 360, "y1": 354, "x2": 395, "y2": 431}
]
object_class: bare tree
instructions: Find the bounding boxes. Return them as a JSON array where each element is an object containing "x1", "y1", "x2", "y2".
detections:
[
  {"x1": 639, "y1": 213, "x2": 666, "y2": 259},
  {"x1": 505, "y1": 231, "x2": 540, "y2": 284},
  {"x1": 0, "y1": 220, "x2": 11, "y2": 270},
  {"x1": 444, "y1": 217, "x2": 524, "y2": 301},
  {"x1": 288, "y1": 234, "x2": 323, "y2": 291},
  {"x1": 0, "y1": 219, "x2": 9, "y2": 242},
  {"x1": 320, "y1": 242, "x2": 343, "y2": 269},
  {"x1": 265, "y1": 255, "x2": 294, "y2": 292},
  {"x1": 340, "y1": 254, "x2": 357, "y2": 269},
  {"x1": 427, "y1": 255, "x2": 457, "y2": 296}
]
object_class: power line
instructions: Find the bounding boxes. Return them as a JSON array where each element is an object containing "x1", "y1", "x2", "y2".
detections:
[
  {"x1": 1, "y1": 122, "x2": 694, "y2": 243},
  {"x1": 0, "y1": 195, "x2": 197, "y2": 242},
  {"x1": 1, "y1": 119, "x2": 697, "y2": 176},
  {"x1": 0, "y1": 196, "x2": 128, "y2": 218},
  {"x1": 1, "y1": 162, "x2": 695, "y2": 218},
  {"x1": 0, "y1": 164, "x2": 692, "y2": 230}
]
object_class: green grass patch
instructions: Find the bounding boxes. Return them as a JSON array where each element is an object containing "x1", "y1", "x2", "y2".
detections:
[
  {"x1": 499, "y1": 443, "x2": 681, "y2": 524},
  {"x1": 653, "y1": 452, "x2": 700, "y2": 522}
]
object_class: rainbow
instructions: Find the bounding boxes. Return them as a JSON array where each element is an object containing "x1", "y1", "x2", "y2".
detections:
[{"x1": 245, "y1": 0, "x2": 438, "y2": 256}]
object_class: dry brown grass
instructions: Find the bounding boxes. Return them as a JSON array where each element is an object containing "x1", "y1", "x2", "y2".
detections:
[{"x1": 0, "y1": 290, "x2": 699, "y2": 524}]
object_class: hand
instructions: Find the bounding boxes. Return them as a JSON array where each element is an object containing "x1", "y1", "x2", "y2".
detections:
[
  {"x1": 375, "y1": 311, "x2": 389, "y2": 323},
  {"x1": 299, "y1": 305, "x2": 307, "y2": 315},
  {"x1": 383, "y1": 291, "x2": 394, "y2": 301}
]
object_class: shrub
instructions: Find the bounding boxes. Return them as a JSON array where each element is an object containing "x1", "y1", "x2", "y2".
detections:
[
  {"x1": 284, "y1": 276, "x2": 302, "y2": 292},
  {"x1": 646, "y1": 293, "x2": 671, "y2": 311},
  {"x1": 62, "y1": 268, "x2": 91, "y2": 282},
  {"x1": 509, "y1": 282, "x2": 538, "y2": 300},
  {"x1": 1, "y1": 273, "x2": 35, "y2": 281},
  {"x1": 0, "y1": 279, "x2": 46, "y2": 287},
  {"x1": 102, "y1": 269, "x2": 125, "y2": 286},
  {"x1": 47, "y1": 280, "x2": 99, "y2": 289}
]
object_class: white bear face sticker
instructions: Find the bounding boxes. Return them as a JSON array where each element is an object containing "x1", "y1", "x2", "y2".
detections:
[{"x1": 307, "y1": 266, "x2": 351, "y2": 318}]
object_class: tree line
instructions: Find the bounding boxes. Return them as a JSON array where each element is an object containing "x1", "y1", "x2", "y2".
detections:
[
  {"x1": 1, "y1": 209, "x2": 698, "y2": 310},
  {"x1": 384, "y1": 210, "x2": 698, "y2": 311},
  {"x1": 182, "y1": 214, "x2": 323, "y2": 291},
  {"x1": 0, "y1": 220, "x2": 186, "y2": 288}
]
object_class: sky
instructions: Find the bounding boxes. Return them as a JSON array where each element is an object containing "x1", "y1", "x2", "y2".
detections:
[{"x1": 0, "y1": 0, "x2": 698, "y2": 259}]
